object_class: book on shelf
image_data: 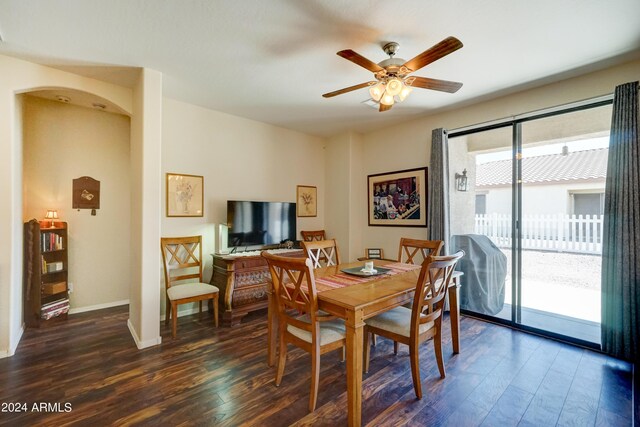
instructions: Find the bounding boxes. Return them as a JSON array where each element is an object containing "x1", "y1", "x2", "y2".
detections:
[
  {"x1": 41, "y1": 298, "x2": 70, "y2": 320},
  {"x1": 46, "y1": 261, "x2": 64, "y2": 273},
  {"x1": 41, "y1": 298, "x2": 69, "y2": 311},
  {"x1": 41, "y1": 232, "x2": 63, "y2": 252},
  {"x1": 41, "y1": 303, "x2": 69, "y2": 320}
]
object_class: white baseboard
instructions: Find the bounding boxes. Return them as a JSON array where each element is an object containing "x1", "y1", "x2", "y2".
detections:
[
  {"x1": 69, "y1": 299, "x2": 129, "y2": 314},
  {"x1": 160, "y1": 305, "x2": 211, "y2": 321},
  {"x1": 127, "y1": 319, "x2": 162, "y2": 350},
  {"x1": 0, "y1": 324, "x2": 25, "y2": 359}
]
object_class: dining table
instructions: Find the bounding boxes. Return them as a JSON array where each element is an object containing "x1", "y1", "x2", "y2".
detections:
[{"x1": 266, "y1": 259, "x2": 462, "y2": 427}]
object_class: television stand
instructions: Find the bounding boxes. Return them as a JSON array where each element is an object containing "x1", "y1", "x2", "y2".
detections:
[{"x1": 210, "y1": 249, "x2": 305, "y2": 326}]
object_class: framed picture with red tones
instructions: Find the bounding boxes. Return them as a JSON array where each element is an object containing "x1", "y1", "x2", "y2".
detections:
[{"x1": 367, "y1": 167, "x2": 427, "y2": 227}]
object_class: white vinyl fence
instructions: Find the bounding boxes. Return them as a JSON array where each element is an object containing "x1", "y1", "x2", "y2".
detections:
[{"x1": 474, "y1": 213, "x2": 604, "y2": 254}]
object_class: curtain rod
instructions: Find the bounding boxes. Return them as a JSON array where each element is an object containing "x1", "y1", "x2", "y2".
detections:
[{"x1": 448, "y1": 93, "x2": 614, "y2": 135}]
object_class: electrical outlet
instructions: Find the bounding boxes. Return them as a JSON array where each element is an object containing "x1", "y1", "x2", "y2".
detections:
[{"x1": 68, "y1": 282, "x2": 74, "y2": 293}]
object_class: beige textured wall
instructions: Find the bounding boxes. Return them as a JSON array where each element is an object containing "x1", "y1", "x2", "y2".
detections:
[
  {"x1": 161, "y1": 97, "x2": 326, "y2": 316},
  {"x1": 325, "y1": 132, "x2": 365, "y2": 262},
  {"x1": 358, "y1": 59, "x2": 640, "y2": 256},
  {"x1": 449, "y1": 137, "x2": 475, "y2": 236},
  {"x1": 128, "y1": 68, "x2": 163, "y2": 348},
  {"x1": 22, "y1": 96, "x2": 132, "y2": 310},
  {"x1": 0, "y1": 53, "x2": 135, "y2": 357}
]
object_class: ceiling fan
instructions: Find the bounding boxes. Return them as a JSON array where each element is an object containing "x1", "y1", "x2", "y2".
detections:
[{"x1": 322, "y1": 36, "x2": 464, "y2": 112}]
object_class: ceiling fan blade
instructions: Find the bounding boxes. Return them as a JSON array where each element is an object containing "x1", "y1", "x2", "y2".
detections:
[
  {"x1": 406, "y1": 76, "x2": 463, "y2": 93},
  {"x1": 322, "y1": 82, "x2": 375, "y2": 98},
  {"x1": 401, "y1": 36, "x2": 463, "y2": 73},
  {"x1": 379, "y1": 103, "x2": 392, "y2": 112},
  {"x1": 337, "y1": 50, "x2": 385, "y2": 73}
]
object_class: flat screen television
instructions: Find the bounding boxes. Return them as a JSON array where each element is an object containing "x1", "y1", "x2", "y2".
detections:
[{"x1": 227, "y1": 200, "x2": 297, "y2": 247}]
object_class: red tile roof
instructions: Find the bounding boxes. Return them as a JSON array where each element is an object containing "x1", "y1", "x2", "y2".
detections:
[{"x1": 476, "y1": 148, "x2": 608, "y2": 187}]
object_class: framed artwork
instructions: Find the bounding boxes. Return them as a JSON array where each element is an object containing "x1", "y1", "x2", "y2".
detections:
[
  {"x1": 72, "y1": 176, "x2": 100, "y2": 213},
  {"x1": 367, "y1": 167, "x2": 428, "y2": 227},
  {"x1": 366, "y1": 248, "x2": 384, "y2": 259},
  {"x1": 166, "y1": 173, "x2": 204, "y2": 217},
  {"x1": 296, "y1": 185, "x2": 317, "y2": 217}
]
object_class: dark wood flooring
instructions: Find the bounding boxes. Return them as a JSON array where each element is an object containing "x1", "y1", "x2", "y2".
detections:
[{"x1": 0, "y1": 306, "x2": 634, "y2": 426}]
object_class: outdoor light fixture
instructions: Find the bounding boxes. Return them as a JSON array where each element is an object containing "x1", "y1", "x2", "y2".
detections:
[
  {"x1": 45, "y1": 209, "x2": 58, "y2": 227},
  {"x1": 455, "y1": 169, "x2": 469, "y2": 192}
]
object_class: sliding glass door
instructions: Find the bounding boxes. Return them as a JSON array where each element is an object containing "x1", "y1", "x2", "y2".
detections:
[
  {"x1": 517, "y1": 105, "x2": 611, "y2": 343},
  {"x1": 449, "y1": 101, "x2": 612, "y2": 346},
  {"x1": 449, "y1": 126, "x2": 513, "y2": 322}
]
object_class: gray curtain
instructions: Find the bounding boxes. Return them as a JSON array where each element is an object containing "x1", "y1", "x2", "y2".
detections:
[
  {"x1": 427, "y1": 128, "x2": 450, "y2": 254},
  {"x1": 601, "y1": 81, "x2": 639, "y2": 361}
]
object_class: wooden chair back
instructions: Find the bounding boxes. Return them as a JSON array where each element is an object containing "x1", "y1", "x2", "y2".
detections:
[
  {"x1": 411, "y1": 251, "x2": 464, "y2": 336},
  {"x1": 398, "y1": 238, "x2": 444, "y2": 265},
  {"x1": 262, "y1": 251, "x2": 320, "y2": 336},
  {"x1": 161, "y1": 236, "x2": 203, "y2": 289},
  {"x1": 300, "y1": 230, "x2": 326, "y2": 242},
  {"x1": 301, "y1": 239, "x2": 341, "y2": 268}
]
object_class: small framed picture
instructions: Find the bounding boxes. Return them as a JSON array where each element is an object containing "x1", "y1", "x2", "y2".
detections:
[
  {"x1": 166, "y1": 173, "x2": 204, "y2": 217},
  {"x1": 366, "y1": 248, "x2": 384, "y2": 259},
  {"x1": 367, "y1": 167, "x2": 428, "y2": 227},
  {"x1": 296, "y1": 185, "x2": 317, "y2": 217}
]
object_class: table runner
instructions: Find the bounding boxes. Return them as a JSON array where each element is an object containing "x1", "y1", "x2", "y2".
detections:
[{"x1": 314, "y1": 262, "x2": 421, "y2": 293}]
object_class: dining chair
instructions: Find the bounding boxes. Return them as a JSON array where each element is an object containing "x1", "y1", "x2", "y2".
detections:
[
  {"x1": 262, "y1": 251, "x2": 346, "y2": 412},
  {"x1": 300, "y1": 230, "x2": 326, "y2": 242},
  {"x1": 301, "y1": 238, "x2": 341, "y2": 269},
  {"x1": 161, "y1": 236, "x2": 219, "y2": 339},
  {"x1": 364, "y1": 251, "x2": 464, "y2": 399},
  {"x1": 398, "y1": 238, "x2": 444, "y2": 264}
]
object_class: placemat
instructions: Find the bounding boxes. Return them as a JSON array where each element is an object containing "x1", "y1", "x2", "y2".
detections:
[{"x1": 315, "y1": 262, "x2": 420, "y2": 293}]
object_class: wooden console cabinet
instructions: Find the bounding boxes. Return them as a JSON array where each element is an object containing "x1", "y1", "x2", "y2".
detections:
[{"x1": 210, "y1": 250, "x2": 304, "y2": 326}]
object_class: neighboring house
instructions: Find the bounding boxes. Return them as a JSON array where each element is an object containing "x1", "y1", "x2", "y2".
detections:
[{"x1": 475, "y1": 147, "x2": 608, "y2": 217}]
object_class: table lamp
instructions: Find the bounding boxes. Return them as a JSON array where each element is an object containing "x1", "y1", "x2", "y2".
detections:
[{"x1": 45, "y1": 209, "x2": 58, "y2": 228}]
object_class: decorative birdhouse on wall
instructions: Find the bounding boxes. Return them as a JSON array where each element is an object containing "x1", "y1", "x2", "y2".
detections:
[{"x1": 72, "y1": 176, "x2": 100, "y2": 215}]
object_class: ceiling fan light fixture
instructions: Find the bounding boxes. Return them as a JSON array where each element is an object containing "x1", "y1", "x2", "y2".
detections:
[
  {"x1": 385, "y1": 77, "x2": 403, "y2": 96},
  {"x1": 380, "y1": 92, "x2": 395, "y2": 106},
  {"x1": 369, "y1": 82, "x2": 385, "y2": 102},
  {"x1": 397, "y1": 83, "x2": 413, "y2": 102}
]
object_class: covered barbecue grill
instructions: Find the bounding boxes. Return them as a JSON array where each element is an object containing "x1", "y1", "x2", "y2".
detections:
[{"x1": 450, "y1": 234, "x2": 507, "y2": 315}]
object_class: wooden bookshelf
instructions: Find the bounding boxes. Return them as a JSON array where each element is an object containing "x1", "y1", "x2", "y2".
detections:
[{"x1": 23, "y1": 220, "x2": 70, "y2": 328}]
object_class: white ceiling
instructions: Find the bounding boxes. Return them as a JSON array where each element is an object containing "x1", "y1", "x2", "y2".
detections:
[{"x1": 1, "y1": 0, "x2": 639, "y2": 137}]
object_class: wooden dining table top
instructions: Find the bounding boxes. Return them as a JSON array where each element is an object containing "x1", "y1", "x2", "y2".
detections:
[
  {"x1": 312, "y1": 260, "x2": 460, "y2": 316},
  {"x1": 313, "y1": 260, "x2": 422, "y2": 309}
]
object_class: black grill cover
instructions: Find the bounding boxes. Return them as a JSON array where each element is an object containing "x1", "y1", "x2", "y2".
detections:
[{"x1": 451, "y1": 234, "x2": 507, "y2": 315}]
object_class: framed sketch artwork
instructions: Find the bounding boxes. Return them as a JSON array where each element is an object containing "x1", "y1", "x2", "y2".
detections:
[
  {"x1": 296, "y1": 185, "x2": 317, "y2": 217},
  {"x1": 166, "y1": 173, "x2": 204, "y2": 217},
  {"x1": 367, "y1": 167, "x2": 428, "y2": 227}
]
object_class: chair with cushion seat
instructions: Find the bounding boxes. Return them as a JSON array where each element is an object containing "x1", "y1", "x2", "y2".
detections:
[
  {"x1": 364, "y1": 251, "x2": 464, "y2": 399},
  {"x1": 398, "y1": 238, "x2": 444, "y2": 265},
  {"x1": 161, "y1": 236, "x2": 219, "y2": 339},
  {"x1": 300, "y1": 230, "x2": 326, "y2": 242},
  {"x1": 261, "y1": 251, "x2": 346, "y2": 412},
  {"x1": 301, "y1": 238, "x2": 341, "y2": 269},
  {"x1": 371, "y1": 238, "x2": 443, "y2": 350}
]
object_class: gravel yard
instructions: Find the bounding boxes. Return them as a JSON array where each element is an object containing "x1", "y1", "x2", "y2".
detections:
[
  {"x1": 497, "y1": 248, "x2": 601, "y2": 322},
  {"x1": 500, "y1": 248, "x2": 601, "y2": 290}
]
